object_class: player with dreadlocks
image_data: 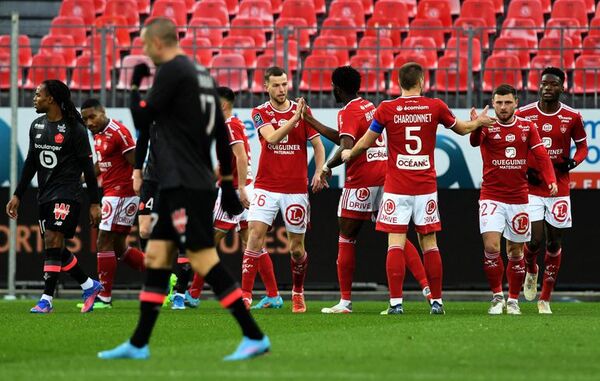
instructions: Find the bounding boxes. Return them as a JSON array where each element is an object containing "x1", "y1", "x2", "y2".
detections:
[{"x1": 6, "y1": 79, "x2": 104, "y2": 313}]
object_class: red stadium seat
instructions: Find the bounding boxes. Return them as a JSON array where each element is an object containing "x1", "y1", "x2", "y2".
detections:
[
  {"x1": 322, "y1": 17, "x2": 358, "y2": 48},
  {"x1": 372, "y1": 0, "x2": 409, "y2": 27},
  {"x1": 329, "y1": 0, "x2": 366, "y2": 30},
  {"x1": 94, "y1": 0, "x2": 107, "y2": 14},
  {"x1": 490, "y1": 0, "x2": 504, "y2": 13},
  {"x1": 444, "y1": 37, "x2": 482, "y2": 71},
  {"x1": 118, "y1": 55, "x2": 155, "y2": 89},
  {"x1": 252, "y1": 55, "x2": 275, "y2": 92},
  {"x1": 460, "y1": 0, "x2": 496, "y2": 31},
  {"x1": 433, "y1": 56, "x2": 469, "y2": 92},
  {"x1": 24, "y1": 54, "x2": 67, "y2": 89},
  {"x1": 409, "y1": 18, "x2": 445, "y2": 50},
  {"x1": 151, "y1": 0, "x2": 188, "y2": 31},
  {"x1": 264, "y1": 39, "x2": 299, "y2": 71},
  {"x1": 270, "y1": 0, "x2": 283, "y2": 14},
  {"x1": 365, "y1": 17, "x2": 403, "y2": 52},
  {"x1": 527, "y1": 55, "x2": 565, "y2": 91},
  {"x1": 501, "y1": 18, "x2": 539, "y2": 51},
  {"x1": 274, "y1": 17, "x2": 311, "y2": 50},
  {"x1": 361, "y1": 0, "x2": 374, "y2": 15},
  {"x1": 572, "y1": 55, "x2": 600, "y2": 93},
  {"x1": 138, "y1": 0, "x2": 151, "y2": 14},
  {"x1": 94, "y1": 15, "x2": 131, "y2": 49},
  {"x1": 585, "y1": 0, "x2": 596, "y2": 13},
  {"x1": 299, "y1": 54, "x2": 339, "y2": 91},
  {"x1": 210, "y1": 54, "x2": 249, "y2": 91},
  {"x1": 582, "y1": 35, "x2": 600, "y2": 55},
  {"x1": 545, "y1": 18, "x2": 583, "y2": 52},
  {"x1": 84, "y1": 35, "x2": 118, "y2": 68},
  {"x1": 552, "y1": 0, "x2": 589, "y2": 28},
  {"x1": 591, "y1": 18, "x2": 600, "y2": 37},
  {"x1": 415, "y1": 0, "x2": 452, "y2": 30},
  {"x1": 221, "y1": 0, "x2": 239, "y2": 15},
  {"x1": 493, "y1": 36, "x2": 531, "y2": 69},
  {"x1": 104, "y1": 0, "x2": 139, "y2": 32},
  {"x1": 356, "y1": 36, "x2": 394, "y2": 69},
  {"x1": 313, "y1": 0, "x2": 326, "y2": 14},
  {"x1": 230, "y1": 17, "x2": 267, "y2": 50},
  {"x1": 39, "y1": 35, "x2": 77, "y2": 67},
  {"x1": 0, "y1": 35, "x2": 32, "y2": 67},
  {"x1": 50, "y1": 16, "x2": 87, "y2": 46},
  {"x1": 506, "y1": 0, "x2": 545, "y2": 30},
  {"x1": 192, "y1": 1, "x2": 230, "y2": 27},
  {"x1": 349, "y1": 55, "x2": 386, "y2": 92},
  {"x1": 280, "y1": 0, "x2": 317, "y2": 34},
  {"x1": 388, "y1": 53, "x2": 432, "y2": 95},
  {"x1": 130, "y1": 36, "x2": 144, "y2": 55},
  {"x1": 59, "y1": 0, "x2": 96, "y2": 25},
  {"x1": 70, "y1": 54, "x2": 111, "y2": 90},
  {"x1": 312, "y1": 35, "x2": 350, "y2": 66},
  {"x1": 238, "y1": 0, "x2": 274, "y2": 29},
  {"x1": 401, "y1": 37, "x2": 438, "y2": 68},
  {"x1": 453, "y1": 17, "x2": 490, "y2": 49},
  {"x1": 538, "y1": 36, "x2": 576, "y2": 69},
  {"x1": 482, "y1": 55, "x2": 523, "y2": 91},
  {"x1": 187, "y1": 17, "x2": 225, "y2": 50},
  {"x1": 221, "y1": 36, "x2": 257, "y2": 68},
  {"x1": 0, "y1": 52, "x2": 20, "y2": 89},
  {"x1": 181, "y1": 0, "x2": 195, "y2": 13},
  {"x1": 180, "y1": 36, "x2": 213, "y2": 67}
]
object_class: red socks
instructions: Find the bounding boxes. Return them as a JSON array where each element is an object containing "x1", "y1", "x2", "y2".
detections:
[
  {"x1": 241, "y1": 249, "x2": 261, "y2": 299},
  {"x1": 483, "y1": 251, "x2": 504, "y2": 294},
  {"x1": 122, "y1": 247, "x2": 146, "y2": 272},
  {"x1": 258, "y1": 248, "x2": 279, "y2": 297},
  {"x1": 423, "y1": 247, "x2": 443, "y2": 299},
  {"x1": 97, "y1": 251, "x2": 117, "y2": 299},
  {"x1": 540, "y1": 249, "x2": 562, "y2": 301},
  {"x1": 337, "y1": 235, "x2": 356, "y2": 300},
  {"x1": 507, "y1": 255, "x2": 526, "y2": 299},
  {"x1": 386, "y1": 246, "x2": 405, "y2": 299},
  {"x1": 524, "y1": 244, "x2": 539, "y2": 274},
  {"x1": 291, "y1": 252, "x2": 308, "y2": 294}
]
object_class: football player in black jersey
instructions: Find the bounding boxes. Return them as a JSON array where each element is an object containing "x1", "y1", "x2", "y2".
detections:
[{"x1": 6, "y1": 80, "x2": 103, "y2": 313}]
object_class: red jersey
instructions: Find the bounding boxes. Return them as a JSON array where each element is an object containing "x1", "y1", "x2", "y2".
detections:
[
  {"x1": 252, "y1": 100, "x2": 320, "y2": 193},
  {"x1": 339, "y1": 97, "x2": 386, "y2": 188},
  {"x1": 515, "y1": 102, "x2": 587, "y2": 197},
  {"x1": 471, "y1": 116, "x2": 556, "y2": 204},
  {"x1": 226, "y1": 116, "x2": 253, "y2": 188},
  {"x1": 94, "y1": 119, "x2": 136, "y2": 197},
  {"x1": 371, "y1": 96, "x2": 456, "y2": 195}
]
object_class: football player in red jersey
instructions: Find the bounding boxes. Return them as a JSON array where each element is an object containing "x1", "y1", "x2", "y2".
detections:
[
  {"x1": 303, "y1": 66, "x2": 432, "y2": 313},
  {"x1": 81, "y1": 99, "x2": 146, "y2": 309},
  {"x1": 515, "y1": 68, "x2": 588, "y2": 314},
  {"x1": 245, "y1": 66, "x2": 327, "y2": 313},
  {"x1": 342, "y1": 63, "x2": 494, "y2": 315},
  {"x1": 470, "y1": 84, "x2": 558, "y2": 315}
]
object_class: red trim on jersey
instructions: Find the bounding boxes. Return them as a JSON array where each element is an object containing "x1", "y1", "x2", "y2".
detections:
[{"x1": 376, "y1": 221, "x2": 409, "y2": 233}]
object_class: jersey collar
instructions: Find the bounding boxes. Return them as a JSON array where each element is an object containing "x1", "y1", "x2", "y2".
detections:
[{"x1": 535, "y1": 101, "x2": 563, "y2": 116}]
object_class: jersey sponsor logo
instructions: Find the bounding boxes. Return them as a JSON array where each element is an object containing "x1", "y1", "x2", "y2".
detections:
[
  {"x1": 102, "y1": 200, "x2": 113, "y2": 219},
  {"x1": 253, "y1": 113, "x2": 264, "y2": 127},
  {"x1": 355, "y1": 188, "x2": 371, "y2": 202},
  {"x1": 267, "y1": 141, "x2": 301, "y2": 155},
  {"x1": 39, "y1": 150, "x2": 58, "y2": 169},
  {"x1": 34, "y1": 123, "x2": 45, "y2": 129},
  {"x1": 171, "y1": 208, "x2": 188, "y2": 235},
  {"x1": 285, "y1": 204, "x2": 306, "y2": 226},
  {"x1": 383, "y1": 199, "x2": 396, "y2": 215},
  {"x1": 396, "y1": 154, "x2": 430, "y2": 170},
  {"x1": 35, "y1": 143, "x2": 61, "y2": 151},
  {"x1": 552, "y1": 200, "x2": 569, "y2": 222},
  {"x1": 505, "y1": 147, "x2": 516, "y2": 158},
  {"x1": 393, "y1": 113, "x2": 432, "y2": 124},
  {"x1": 425, "y1": 200, "x2": 437, "y2": 215},
  {"x1": 375, "y1": 134, "x2": 386, "y2": 147},
  {"x1": 547, "y1": 148, "x2": 564, "y2": 158},
  {"x1": 511, "y1": 212, "x2": 529, "y2": 234},
  {"x1": 542, "y1": 123, "x2": 553, "y2": 132},
  {"x1": 54, "y1": 133, "x2": 64, "y2": 144},
  {"x1": 125, "y1": 202, "x2": 138, "y2": 217},
  {"x1": 53, "y1": 203, "x2": 71, "y2": 221},
  {"x1": 493, "y1": 133, "x2": 501, "y2": 140},
  {"x1": 366, "y1": 146, "x2": 387, "y2": 162},
  {"x1": 488, "y1": 127, "x2": 500, "y2": 133},
  {"x1": 505, "y1": 134, "x2": 515, "y2": 142},
  {"x1": 542, "y1": 137, "x2": 552, "y2": 148}
]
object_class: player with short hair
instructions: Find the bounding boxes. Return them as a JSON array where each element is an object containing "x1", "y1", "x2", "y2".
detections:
[
  {"x1": 342, "y1": 63, "x2": 494, "y2": 315},
  {"x1": 79, "y1": 99, "x2": 146, "y2": 309},
  {"x1": 98, "y1": 18, "x2": 269, "y2": 361},
  {"x1": 470, "y1": 84, "x2": 558, "y2": 315},
  {"x1": 6, "y1": 80, "x2": 103, "y2": 313},
  {"x1": 244, "y1": 66, "x2": 327, "y2": 313},
  {"x1": 303, "y1": 66, "x2": 432, "y2": 314},
  {"x1": 515, "y1": 67, "x2": 588, "y2": 314}
]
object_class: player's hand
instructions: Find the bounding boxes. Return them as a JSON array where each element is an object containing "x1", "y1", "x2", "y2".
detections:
[
  {"x1": 554, "y1": 156, "x2": 577, "y2": 173},
  {"x1": 320, "y1": 165, "x2": 332, "y2": 182},
  {"x1": 470, "y1": 107, "x2": 478, "y2": 121},
  {"x1": 526, "y1": 167, "x2": 542, "y2": 186},
  {"x1": 238, "y1": 186, "x2": 250, "y2": 209},
  {"x1": 131, "y1": 63, "x2": 151, "y2": 87},
  {"x1": 132, "y1": 169, "x2": 143, "y2": 196},
  {"x1": 311, "y1": 170, "x2": 329, "y2": 193},
  {"x1": 221, "y1": 180, "x2": 244, "y2": 216},
  {"x1": 476, "y1": 105, "x2": 496, "y2": 127},
  {"x1": 6, "y1": 195, "x2": 20, "y2": 220},
  {"x1": 294, "y1": 98, "x2": 306, "y2": 121},
  {"x1": 341, "y1": 149, "x2": 353, "y2": 163},
  {"x1": 89, "y1": 203, "x2": 101, "y2": 227},
  {"x1": 548, "y1": 182, "x2": 558, "y2": 196}
]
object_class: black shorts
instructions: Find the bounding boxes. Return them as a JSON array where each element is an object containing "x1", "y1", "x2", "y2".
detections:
[
  {"x1": 138, "y1": 180, "x2": 159, "y2": 216},
  {"x1": 150, "y1": 187, "x2": 216, "y2": 251},
  {"x1": 38, "y1": 199, "x2": 81, "y2": 239}
]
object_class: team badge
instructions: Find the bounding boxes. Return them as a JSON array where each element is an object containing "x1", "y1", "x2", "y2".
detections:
[
  {"x1": 54, "y1": 133, "x2": 64, "y2": 144},
  {"x1": 560, "y1": 125, "x2": 567, "y2": 134}
]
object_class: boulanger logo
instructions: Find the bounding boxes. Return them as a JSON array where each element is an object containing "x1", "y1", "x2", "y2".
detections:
[{"x1": 285, "y1": 204, "x2": 306, "y2": 226}]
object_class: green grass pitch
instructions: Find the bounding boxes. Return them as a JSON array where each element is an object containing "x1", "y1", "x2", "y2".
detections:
[{"x1": 1, "y1": 300, "x2": 599, "y2": 381}]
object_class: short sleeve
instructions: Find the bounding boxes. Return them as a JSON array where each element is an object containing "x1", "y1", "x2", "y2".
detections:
[
  {"x1": 228, "y1": 120, "x2": 245, "y2": 145},
  {"x1": 338, "y1": 108, "x2": 358, "y2": 141},
  {"x1": 572, "y1": 113, "x2": 587, "y2": 143},
  {"x1": 252, "y1": 108, "x2": 269, "y2": 130},
  {"x1": 437, "y1": 99, "x2": 457, "y2": 129}
]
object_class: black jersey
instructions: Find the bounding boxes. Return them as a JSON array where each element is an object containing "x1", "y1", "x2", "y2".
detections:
[
  {"x1": 15, "y1": 116, "x2": 99, "y2": 204},
  {"x1": 142, "y1": 141, "x2": 158, "y2": 182}
]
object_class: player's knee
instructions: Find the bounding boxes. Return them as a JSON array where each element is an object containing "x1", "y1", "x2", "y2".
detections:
[
  {"x1": 96, "y1": 231, "x2": 112, "y2": 251},
  {"x1": 483, "y1": 242, "x2": 501, "y2": 253},
  {"x1": 547, "y1": 240, "x2": 562, "y2": 253},
  {"x1": 289, "y1": 240, "x2": 305, "y2": 258},
  {"x1": 527, "y1": 239, "x2": 541, "y2": 253}
]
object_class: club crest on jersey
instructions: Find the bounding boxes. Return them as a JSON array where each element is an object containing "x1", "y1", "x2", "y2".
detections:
[
  {"x1": 285, "y1": 204, "x2": 306, "y2": 226},
  {"x1": 54, "y1": 133, "x2": 64, "y2": 144},
  {"x1": 171, "y1": 208, "x2": 188, "y2": 234},
  {"x1": 53, "y1": 203, "x2": 70, "y2": 221},
  {"x1": 521, "y1": 134, "x2": 527, "y2": 142},
  {"x1": 505, "y1": 134, "x2": 515, "y2": 142},
  {"x1": 542, "y1": 123, "x2": 553, "y2": 132},
  {"x1": 511, "y1": 213, "x2": 530, "y2": 234},
  {"x1": 505, "y1": 147, "x2": 516, "y2": 158},
  {"x1": 560, "y1": 124, "x2": 567, "y2": 134}
]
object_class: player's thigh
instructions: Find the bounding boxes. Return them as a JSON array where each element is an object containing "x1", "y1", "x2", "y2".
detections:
[
  {"x1": 502, "y1": 203, "x2": 531, "y2": 243},
  {"x1": 543, "y1": 196, "x2": 572, "y2": 229},
  {"x1": 279, "y1": 193, "x2": 310, "y2": 234},
  {"x1": 337, "y1": 186, "x2": 381, "y2": 221},
  {"x1": 528, "y1": 195, "x2": 546, "y2": 223},
  {"x1": 412, "y1": 192, "x2": 442, "y2": 235},
  {"x1": 375, "y1": 192, "x2": 413, "y2": 233},
  {"x1": 182, "y1": 188, "x2": 218, "y2": 252},
  {"x1": 247, "y1": 188, "x2": 280, "y2": 227},
  {"x1": 482, "y1": 231, "x2": 503, "y2": 253},
  {"x1": 39, "y1": 200, "x2": 80, "y2": 246},
  {"x1": 479, "y1": 200, "x2": 507, "y2": 236},
  {"x1": 286, "y1": 231, "x2": 306, "y2": 253},
  {"x1": 338, "y1": 217, "x2": 364, "y2": 238},
  {"x1": 417, "y1": 231, "x2": 438, "y2": 252}
]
